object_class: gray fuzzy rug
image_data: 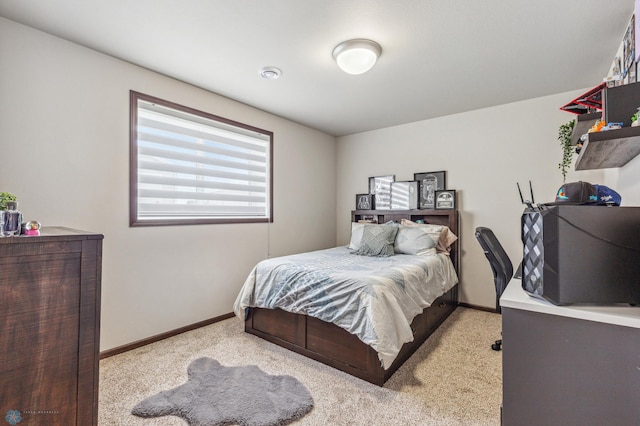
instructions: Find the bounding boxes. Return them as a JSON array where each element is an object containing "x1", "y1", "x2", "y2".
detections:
[{"x1": 131, "y1": 357, "x2": 314, "y2": 426}]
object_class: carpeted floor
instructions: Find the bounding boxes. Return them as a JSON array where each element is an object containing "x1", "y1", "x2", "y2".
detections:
[{"x1": 99, "y1": 307, "x2": 502, "y2": 425}]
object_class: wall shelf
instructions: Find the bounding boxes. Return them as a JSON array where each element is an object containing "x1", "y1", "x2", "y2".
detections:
[
  {"x1": 575, "y1": 125, "x2": 640, "y2": 170},
  {"x1": 563, "y1": 81, "x2": 640, "y2": 170}
]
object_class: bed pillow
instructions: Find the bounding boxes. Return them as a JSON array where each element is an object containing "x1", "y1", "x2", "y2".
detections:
[
  {"x1": 400, "y1": 219, "x2": 458, "y2": 253},
  {"x1": 348, "y1": 222, "x2": 367, "y2": 250},
  {"x1": 349, "y1": 221, "x2": 398, "y2": 250},
  {"x1": 394, "y1": 225, "x2": 437, "y2": 255},
  {"x1": 351, "y1": 224, "x2": 398, "y2": 257}
]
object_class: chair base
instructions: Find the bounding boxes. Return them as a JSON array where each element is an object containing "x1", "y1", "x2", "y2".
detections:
[{"x1": 491, "y1": 339, "x2": 502, "y2": 351}]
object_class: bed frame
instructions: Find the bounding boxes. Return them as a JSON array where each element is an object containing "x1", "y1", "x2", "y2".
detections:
[{"x1": 244, "y1": 209, "x2": 459, "y2": 386}]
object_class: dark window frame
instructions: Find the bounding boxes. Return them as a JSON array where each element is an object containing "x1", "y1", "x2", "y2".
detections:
[{"x1": 129, "y1": 91, "x2": 274, "y2": 226}]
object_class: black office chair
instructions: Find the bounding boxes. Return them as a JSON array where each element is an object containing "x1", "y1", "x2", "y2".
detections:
[{"x1": 475, "y1": 227, "x2": 514, "y2": 351}]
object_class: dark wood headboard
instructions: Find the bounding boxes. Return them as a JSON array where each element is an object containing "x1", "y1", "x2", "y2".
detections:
[{"x1": 351, "y1": 209, "x2": 460, "y2": 274}]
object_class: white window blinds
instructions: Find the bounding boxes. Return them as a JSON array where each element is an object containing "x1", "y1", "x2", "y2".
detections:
[{"x1": 131, "y1": 92, "x2": 272, "y2": 225}]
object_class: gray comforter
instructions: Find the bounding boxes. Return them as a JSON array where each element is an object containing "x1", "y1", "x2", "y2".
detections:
[{"x1": 233, "y1": 246, "x2": 458, "y2": 368}]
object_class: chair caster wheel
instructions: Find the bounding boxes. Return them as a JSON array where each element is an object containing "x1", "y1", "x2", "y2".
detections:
[{"x1": 491, "y1": 340, "x2": 502, "y2": 351}]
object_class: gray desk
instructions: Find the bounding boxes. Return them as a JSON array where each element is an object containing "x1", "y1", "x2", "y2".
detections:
[{"x1": 500, "y1": 280, "x2": 640, "y2": 426}]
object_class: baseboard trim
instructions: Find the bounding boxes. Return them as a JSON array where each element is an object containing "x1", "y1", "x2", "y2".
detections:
[
  {"x1": 100, "y1": 304, "x2": 496, "y2": 359},
  {"x1": 457, "y1": 302, "x2": 499, "y2": 314},
  {"x1": 99, "y1": 312, "x2": 235, "y2": 359}
]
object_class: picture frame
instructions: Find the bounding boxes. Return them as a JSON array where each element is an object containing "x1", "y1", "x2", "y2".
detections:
[
  {"x1": 435, "y1": 189, "x2": 456, "y2": 210},
  {"x1": 629, "y1": 62, "x2": 637, "y2": 84},
  {"x1": 368, "y1": 175, "x2": 395, "y2": 210},
  {"x1": 623, "y1": 14, "x2": 635, "y2": 76},
  {"x1": 391, "y1": 181, "x2": 418, "y2": 210},
  {"x1": 355, "y1": 193, "x2": 374, "y2": 210},
  {"x1": 413, "y1": 171, "x2": 446, "y2": 209}
]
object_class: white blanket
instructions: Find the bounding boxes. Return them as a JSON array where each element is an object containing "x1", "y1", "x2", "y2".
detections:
[{"x1": 233, "y1": 246, "x2": 458, "y2": 369}]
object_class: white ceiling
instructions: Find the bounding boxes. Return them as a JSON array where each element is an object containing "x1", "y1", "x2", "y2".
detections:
[{"x1": 0, "y1": 1, "x2": 635, "y2": 136}]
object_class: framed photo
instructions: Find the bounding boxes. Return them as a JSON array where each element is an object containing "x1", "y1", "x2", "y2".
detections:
[
  {"x1": 623, "y1": 15, "x2": 635, "y2": 76},
  {"x1": 391, "y1": 181, "x2": 418, "y2": 210},
  {"x1": 368, "y1": 175, "x2": 395, "y2": 210},
  {"x1": 413, "y1": 171, "x2": 446, "y2": 209},
  {"x1": 435, "y1": 189, "x2": 456, "y2": 210},
  {"x1": 355, "y1": 193, "x2": 373, "y2": 210},
  {"x1": 629, "y1": 62, "x2": 637, "y2": 84}
]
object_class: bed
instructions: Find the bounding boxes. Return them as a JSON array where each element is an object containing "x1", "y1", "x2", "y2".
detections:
[{"x1": 233, "y1": 209, "x2": 459, "y2": 386}]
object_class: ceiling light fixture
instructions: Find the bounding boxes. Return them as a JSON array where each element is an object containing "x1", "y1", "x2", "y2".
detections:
[
  {"x1": 332, "y1": 39, "x2": 381, "y2": 75},
  {"x1": 259, "y1": 66, "x2": 281, "y2": 80}
]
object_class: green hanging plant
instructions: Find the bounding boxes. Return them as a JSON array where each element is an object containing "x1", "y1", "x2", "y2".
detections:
[{"x1": 558, "y1": 120, "x2": 575, "y2": 183}]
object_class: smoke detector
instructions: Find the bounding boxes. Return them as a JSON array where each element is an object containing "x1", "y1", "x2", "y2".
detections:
[{"x1": 259, "y1": 67, "x2": 282, "y2": 80}]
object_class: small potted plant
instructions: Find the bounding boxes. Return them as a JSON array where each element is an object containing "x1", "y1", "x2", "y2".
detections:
[
  {"x1": 0, "y1": 192, "x2": 17, "y2": 210},
  {"x1": 558, "y1": 120, "x2": 575, "y2": 183}
]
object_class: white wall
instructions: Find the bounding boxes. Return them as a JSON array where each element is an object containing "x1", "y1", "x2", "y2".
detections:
[
  {"x1": 609, "y1": 150, "x2": 640, "y2": 204},
  {"x1": 0, "y1": 17, "x2": 337, "y2": 351},
  {"x1": 336, "y1": 92, "x2": 604, "y2": 309}
]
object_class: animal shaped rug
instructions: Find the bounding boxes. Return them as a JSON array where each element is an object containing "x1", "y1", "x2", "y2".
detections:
[{"x1": 132, "y1": 357, "x2": 314, "y2": 426}]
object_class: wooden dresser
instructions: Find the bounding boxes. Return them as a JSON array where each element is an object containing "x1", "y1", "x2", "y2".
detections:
[{"x1": 0, "y1": 227, "x2": 103, "y2": 425}]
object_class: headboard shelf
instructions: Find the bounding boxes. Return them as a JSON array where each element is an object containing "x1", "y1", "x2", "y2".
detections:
[{"x1": 352, "y1": 209, "x2": 456, "y2": 229}]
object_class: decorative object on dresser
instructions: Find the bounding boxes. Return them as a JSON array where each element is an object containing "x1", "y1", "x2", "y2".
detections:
[
  {"x1": 132, "y1": 357, "x2": 314, "y2": 425},
  {"x1": 0, "y1": 227, "x2": 103, "y2": 425},
  {"x1": 0, "y1": 191, "x2": 18, "y2": 237},
  {"x1": 368, "y1": 175, "x2": 395, "y2": 209},
  {"x1": 1, "y1": 201, "x2": 22, "y2": 236},
  {"x1": 236, "y1": 209, "x2": 459, "y2": 386},
  {"x1": 414, "y1": 171, "x2": 446, "y2": 209},
  {"x1": 435, "y1": 189, "x2": 456, "y2": 210},
  {"x1": 390, "y1": 181, "x2": 418, "y2": 210}
]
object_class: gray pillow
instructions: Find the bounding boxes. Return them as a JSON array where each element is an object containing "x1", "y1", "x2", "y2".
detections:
[
  {"x1": 394, "y1": 225, "x2": 437, "y2": 255},
  {"x1": 351, "y1": 225, "x2": 398, "y2": 257}
]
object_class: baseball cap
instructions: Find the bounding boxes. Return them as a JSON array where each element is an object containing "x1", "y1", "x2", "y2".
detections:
[
  {"x1": 546, "y1": 181, "x2": 598, "y2": 205},
  {"x1": 593, "y1": 184, "x2": 621, "y2": 206}
]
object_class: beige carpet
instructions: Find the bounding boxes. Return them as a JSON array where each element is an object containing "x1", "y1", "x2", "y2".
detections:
[{"x1": 99, "y1": 307, "x2": 502, "y2": 425}]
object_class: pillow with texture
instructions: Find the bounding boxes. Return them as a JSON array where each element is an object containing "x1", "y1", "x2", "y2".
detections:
[
  {"x1": 351, "y1": 225, "x2": 398, "y2": 257},
  {"x1": 400, "y1": 219, "x2": 458, "y2": 253},
  {"x1": 394, "y1": 225, "x2": 437, "y2": 255}
]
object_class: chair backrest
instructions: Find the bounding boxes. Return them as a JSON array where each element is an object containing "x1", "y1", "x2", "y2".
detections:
[{"x1": 475, "y1": 227, "x2": 514, "y2": 311}]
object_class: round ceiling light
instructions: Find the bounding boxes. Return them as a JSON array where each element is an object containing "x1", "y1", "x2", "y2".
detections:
[
  {"x1": 259, "y1": 66, "x2": 282, "y2": 80},
  {"x1": 332, "y1": 39, "x2": 382, "y2": 75}
]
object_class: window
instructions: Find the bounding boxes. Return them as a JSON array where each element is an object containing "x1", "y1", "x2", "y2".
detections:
[{"x1": 130, "y1": 91, "x2": 273, "y2": 226}]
